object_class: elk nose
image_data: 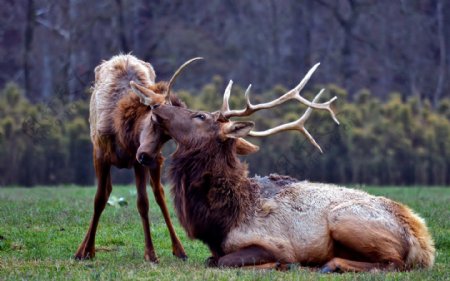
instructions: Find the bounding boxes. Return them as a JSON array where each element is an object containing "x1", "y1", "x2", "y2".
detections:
[{"x1": 137, "y1": 152, "x2": 153, "y2": 167}]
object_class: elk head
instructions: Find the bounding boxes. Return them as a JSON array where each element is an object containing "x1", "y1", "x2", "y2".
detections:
[
  {"x1": 152, "y1": 63, "x2": 339, "y2": 154},
  {"x1": 129, "y1": 57, "x2": 203, "y2": 166},
  {"x1": 129, "y1": 57, "x2": 259, "y2": 166},
  {"x1": 151, "y1": 106, "x2": 255, "y2": 153}
]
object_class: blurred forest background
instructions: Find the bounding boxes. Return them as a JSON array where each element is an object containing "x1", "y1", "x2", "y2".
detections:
[{"x1": 0, "y1": 0, "x2": 449, "y2": 186}]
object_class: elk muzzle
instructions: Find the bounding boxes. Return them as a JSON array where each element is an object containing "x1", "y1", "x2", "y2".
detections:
[{"x1": 136, "y1": 151, "x2": 159, "y2": 169}]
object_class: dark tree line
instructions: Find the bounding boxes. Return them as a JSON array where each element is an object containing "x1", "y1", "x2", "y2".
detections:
[
  {"x1": 1, "y1": 0, "x2": 450, "y2": 186},
  {"x1": 1, "y1": 81, "x2": 450, "y2": 186}
]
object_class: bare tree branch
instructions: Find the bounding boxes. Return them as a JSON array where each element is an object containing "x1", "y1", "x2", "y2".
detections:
[{"x1": 35, "y1": 17, "x2": 69, "y2": 40}]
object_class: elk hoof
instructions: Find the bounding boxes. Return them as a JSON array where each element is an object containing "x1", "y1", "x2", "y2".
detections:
[
  {"x1": 319, "y1": 264, "x2": 340, "y2": 273},
  {"x1": 74, "y1": 247, "x2": 95, "y2": 260},
  {"x1": 144, "y1": 253, "x2": 159, "y2": 263},
  {"x1": 74, "y1": 251, "x2": 94, "y2": 260},
  {"x1": 205, "y1": 256, "x2": 218, "y2": 267},
  {"x1": 276, "y1": 262, "x2": 297, "y2": 271},
  {"x1": 319, "y1": 265, "x2": 333, "y2": 273},
  {"x1": 173, "y1": 251, "x2": 188, "y2": 261},
  {"x1": 172, "y1": 245, "x2": 188, "y2": 261}
]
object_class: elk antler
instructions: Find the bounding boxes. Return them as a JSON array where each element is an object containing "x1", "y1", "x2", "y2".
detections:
[
  {"x1": 249, "y1": 89, "x2": 327, "y2": 153},
  {"x1": 166, "y1": 57, "x2": 204, "y2": 104},
  {"x1": 221, "y1": 63, "x2": 338, "y2": 123},
  {"x1": 220, "y1": 63, "x2": 339, "y2": 152}
]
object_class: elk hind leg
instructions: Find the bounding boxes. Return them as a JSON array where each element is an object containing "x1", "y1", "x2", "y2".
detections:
[
  {"x1": 148, "y1": 154, "x2": 187, "y2": 259},
  {"x1": 324, "y1": 205, "x2": 407, "y2": 272}
]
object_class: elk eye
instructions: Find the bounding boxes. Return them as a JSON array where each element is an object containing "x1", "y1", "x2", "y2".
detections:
[{"x1": 194, "y1": 113, "x2": 206, "y2": 120}]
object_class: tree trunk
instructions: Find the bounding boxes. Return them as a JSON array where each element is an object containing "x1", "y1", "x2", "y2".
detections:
[
  {"x1": 433, "y1": 0, "x2": 446, "y2": 106},
  {"x1": 68, "y1": 0, "x2": 78, "y2": 99},
  {"x1": 23, "y1": 0, "x2": 35, "y2": 98}
]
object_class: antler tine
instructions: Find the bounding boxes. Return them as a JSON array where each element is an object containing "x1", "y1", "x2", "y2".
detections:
[
  {"x1": 244, "y1": 84, "x2": 252, "y2": 107},
  {"x1": 166, "y1": 57, "x2": 203, "y2": 105},
  {"x1": 221, "y1": 82, "x2": 254, "y2": 116},
  {"x1": 248, "y1": 89, "x2": 327, "y2": 153},
  {"x1": 220, "y1": 63, "x2": 339, "y2": 123},
  {"x1": 221, "y1": 80, "x2": 233, "y2": 113},
  {"x1": 290, "y1": 63, "x2": 339, "y2": 125}
]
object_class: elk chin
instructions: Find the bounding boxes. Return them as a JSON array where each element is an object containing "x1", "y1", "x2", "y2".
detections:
[{"x1": 236, "y1": 138, "x2": 259, "y2": 155}]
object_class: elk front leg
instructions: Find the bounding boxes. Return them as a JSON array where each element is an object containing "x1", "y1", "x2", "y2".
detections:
[
  {"x1": 75, "y1": 153, "x2": 112, "y2": 260},
  {"x1": 216, "y1": 245, "x2": 276, "y2": 268},
  {"x1": 148, "y1": 153, "x2": 187, "y2": 260},
  {"x1": 134, "y1": 163, "x2": 158, "y2": 262}
]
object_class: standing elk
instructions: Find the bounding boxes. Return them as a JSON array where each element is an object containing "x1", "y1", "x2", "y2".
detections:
[
  {"x1": 149, "y1": 64, "x2": 435, "y2": 272},
  {"x1": 74, "y1": 54, "x2": 199, "y2": 262},
  {"x1": 75, "y1": 54, "x2": 259, "y2": 262}
]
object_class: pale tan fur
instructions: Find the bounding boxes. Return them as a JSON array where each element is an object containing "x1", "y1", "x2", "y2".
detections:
[
  {"x1": 223, "y1": 181, "x2": 435, "y2": 269},
  {"x1": 90, "y1": 54, "x2": 156, "y2": 141}
]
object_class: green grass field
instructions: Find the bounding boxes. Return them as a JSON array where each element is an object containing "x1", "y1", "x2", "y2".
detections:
[{"x1": 0, "y1": 186, "x2": 449, "y2": 280}]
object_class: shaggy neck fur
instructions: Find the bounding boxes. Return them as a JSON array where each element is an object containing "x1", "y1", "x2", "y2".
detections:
[
  {"x1": 169, "y1": 138, "x2": 258, "y2": 256},
  {"x1": 114, "y1": 94, "x2": 151, "y2": 152}
]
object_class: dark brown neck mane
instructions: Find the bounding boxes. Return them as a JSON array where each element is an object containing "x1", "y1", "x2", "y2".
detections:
[{"x1": 169, "y1": 138, "x2": 258, "y2": 256}]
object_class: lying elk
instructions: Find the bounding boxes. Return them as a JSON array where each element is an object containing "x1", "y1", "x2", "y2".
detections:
[
  {"x1": 75, "y1": 54, "x2": 258, "y2": 262},
  {"x1": 150, "y1": 64, "x2": 435, "y2": 272}
]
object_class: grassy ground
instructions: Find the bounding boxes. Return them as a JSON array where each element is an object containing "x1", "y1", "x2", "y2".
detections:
[{"x1": 0, "y1": 185, "x2": 449, "y2": 280}]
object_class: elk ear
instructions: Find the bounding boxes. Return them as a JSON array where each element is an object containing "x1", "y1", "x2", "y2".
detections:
[
  {"x1": 221, "y1": 121, "x2": 254, "y2": 139},
  {"x1": 236, "y1": 138, "x2": 259, "y2": 155},
  {"x1": 130, "y1": 81, "x2": 165, "y2": 106}
]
